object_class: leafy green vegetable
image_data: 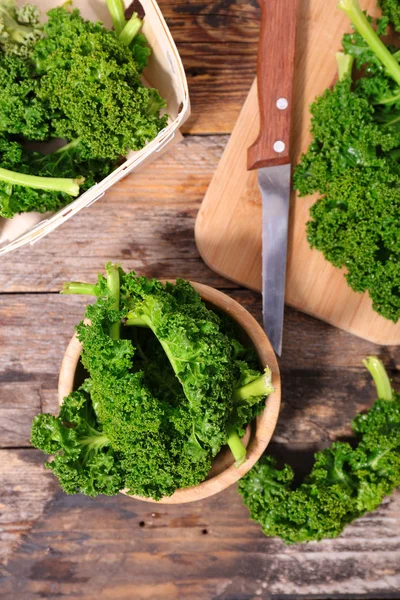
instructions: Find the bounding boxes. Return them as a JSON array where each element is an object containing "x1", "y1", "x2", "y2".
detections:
[
  {"x1": 0, "y1": 1, "x2": 164, "y2": 217},
  {"x1": 0, "y1": 0, "x2": 43, "y2": 58},
  {"x1": 379, "y1": 0, "x2": 400, "y2": 31},
  {"x1": 294, "y1": 0, "x2": 400, "y2": 322},
  {"x1": 0, "y1": 136, "x2": 116, "y2": 218},
  {"x1": 31, "y1": 386, "x2": 123, "y2": 496},
  {"x1": 33, "y1": 7, "x2": 167, "y2": 161},
  {"x1": 239, "y1": 357, "x2": 400, "y2": 543},
  {"x1": 31, "y1": 266, "x2": 274, "y2": 499}
]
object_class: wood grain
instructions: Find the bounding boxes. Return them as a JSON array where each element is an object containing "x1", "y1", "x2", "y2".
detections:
[
  {"x1": 195, "y1": 0, "x2": 400, "y2": 345},
  {"x1": 1, "y1": 478, "x2": 399, "y2": 599},
  {"x1": 179, "y1": 44, "x2": 257, "y2": 134},
  {"x1": 0, "y1": 450, "x2": 57, "y2": 564},
  {"x1": 0, "y1": 136, "x2": 232, "y2": 293},
  {"x1": 1, "y1": 0, "x2": 400, "y2": 595},
  {"x1": 248, "y1": 0, "x2": 298, "y2": 169},
  {"x1": 161, "y1": 0, "x2": 261, "y2": 44}
]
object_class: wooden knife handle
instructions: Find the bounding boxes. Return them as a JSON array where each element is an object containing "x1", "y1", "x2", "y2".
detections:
[{"x1": 248, "y1": 0, "x2": 299, "y2": 170}]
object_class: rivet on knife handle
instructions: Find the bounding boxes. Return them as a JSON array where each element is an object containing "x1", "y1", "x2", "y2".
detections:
[{"x1": 247, "y1": 0, "x2": 299, "y2": 171}]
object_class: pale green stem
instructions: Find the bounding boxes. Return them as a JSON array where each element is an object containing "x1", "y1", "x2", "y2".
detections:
[
  {"x1": 119, "y1": 12, "x2": 142, "y2": 46},
  {"x1": 232, "y1": 369, "x2": 274, "y2": 403},
  {"x1": 106, "y1": 263, "x2": 120, "y2": 341},
  {"x1": 61, "y1": 282, "x2": 97, "y2": 295},
  {"x1": 106, "y1": 0, "x2": 126, "y2": 35},
  {"x1": 336, "y1": 52, "x2": 354, "y2": 81},
  {"x1": 0, "y1": 167, "x2": 82, "y2": 196},
  {"x1": 338, "y1": 0, "x2": 400, "y2": 85},
  {"x1": 363, "y1": 356, "x2": 393, "y2": 401},
  {"x1": 227, "y1": 431, "x2": 247, "y2": 467}
]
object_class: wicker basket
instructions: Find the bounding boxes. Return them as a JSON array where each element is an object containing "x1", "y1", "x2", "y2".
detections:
[{"x1": 0, "y1": 0, "x2": 190, "y2": 255}]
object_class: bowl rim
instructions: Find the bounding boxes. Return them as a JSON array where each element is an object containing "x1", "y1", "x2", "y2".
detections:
[{"x1": 58, "y1": 281, "x2": 281, "y2": 504}]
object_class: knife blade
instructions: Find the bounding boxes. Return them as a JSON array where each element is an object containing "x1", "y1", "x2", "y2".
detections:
[{"x1": 248, "y1": 0, "x2": 299, "y2": 356}]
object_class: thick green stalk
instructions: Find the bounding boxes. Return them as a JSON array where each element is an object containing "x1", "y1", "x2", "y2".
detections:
[
  {"x1": 119, "y1": 12, "x2": 142, "y2": 46},
  {"x1": 338, "y1": 0, "x2": 400, "y2": 86},
  {"x1": 227, "y1": 431, "x2": 247, "y2": 467},
  {"x1": 106, "y1": 263, "x2": 120, "y2": 341},
  {"x1": 336, "y1": 52, "x2": 354, "y2": 81},
  {"x1": 106, "y1": 0, "x2": 126, "y2": 35},
  {"x1": 61, "y1": 282, "x2": 97, "y2": 295},
  {"x1": 0, "y1": 167, "x2": 82, "y2": 196},
  {"x1": 232, "y1": 368, "x2": 274, "y2": 403},
  {"x1": 126, "y1": 312, "x2": 179, "y2": 373},
  {"x1": 363, "y1": 356, "x2": 393, "y2": 401}
]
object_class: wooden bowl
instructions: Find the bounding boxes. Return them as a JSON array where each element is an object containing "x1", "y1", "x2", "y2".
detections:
[{"x1": 58, "y1": 282, "x2": 281, "y2": 504}]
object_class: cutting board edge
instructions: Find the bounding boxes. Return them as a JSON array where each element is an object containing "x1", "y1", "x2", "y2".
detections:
[{"x1": 195, "y1": 219, "x2": 399, "y2": 347}]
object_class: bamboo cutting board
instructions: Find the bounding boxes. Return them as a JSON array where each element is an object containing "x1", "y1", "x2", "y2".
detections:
[{"x1": 195, "y1": 0, "x2": 400, "y2": 346}]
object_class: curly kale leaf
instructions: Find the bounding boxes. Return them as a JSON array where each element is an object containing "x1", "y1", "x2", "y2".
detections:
[
  {"x1": 74, "y1": 292, "x2": 213, "y2": 500},
  {"x1": 293, "y1": 78, "x2": 400, "y2": 196},
  {"x1": 379, "y1": 0, "x2": 400, "y2": 31},
  {"x1": 0, "y1": 54, "x2": 50, "y2": 140},
  {"x1": 124, "y1": 275, "x2": 241, "y2": 456},
  {"x1": 306, "y1": 168, "x2": 400, "y2": 322},
  {"x1": 294, "y1": 7, "x2": 400, "y2": 322},
  {"x1": 130, "y1": 32, "x2": 151, "y2": 72},
  {"x1": 239, "y1": 357, "x2": 400, "y2": 543},
  {"x1": 31, "y1": 386, "x2": 123, "y2": 497},
  {"x1": 33, "y1": 7, "x2": 167, "y2": 160}
]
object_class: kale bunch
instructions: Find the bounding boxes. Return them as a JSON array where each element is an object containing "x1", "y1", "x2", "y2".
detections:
[
  {"x1": 32, "y1": 6, "x2": 167, "y2": 160},
  {"x1": 239, "y1": 357, "x2": 400, "y2": 543},
  {"x1": 31, "y1": 265, "x2": 274, "y2": 500},
  {"x1": 294, "y1": 0, "x2": 400, "y2": 322},
  {"x1": 0, "y1": 0, "x2": 166, "y2": 218},
  {"x1": 379, "y1": 0, "x2": 400, "y2": 31}
]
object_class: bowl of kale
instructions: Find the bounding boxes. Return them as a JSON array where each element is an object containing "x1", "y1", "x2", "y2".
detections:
[{"x1": 31, "y1": 264, "x2": 280, "y2": 503}]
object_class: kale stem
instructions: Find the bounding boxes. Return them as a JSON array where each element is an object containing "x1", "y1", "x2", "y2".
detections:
[
  {"x1": 336, "y1": 52, "x2": 354, "y2": 81},
  {"x1": 55, "y1": 138, "x2": 81, "y2": 154},
  {"x1": 363, "y1": 356, "x2": 393, "y2": 401},
  {"x1": 126, "y1": 312, "x2": 179, "y2": 373},
  {"x1": 126, "y1": 315, "x2": 149, "y2": 327},
  {"x1": 338, "y1": 0, "x2": 400, "y2": 86},
  {"x1": 106, "y1": 0, "x2": 126, "y2": 35},
  {"x1": 0, "y1": 167, "x2": 82, "y2": 196},
  {"x1": 232, "y1": 368, "x2": 274, "y2": 403},
  {"x1": 61, "y1": 282, "x2": 98, "y2": 295},
  {"x1": 227, "y1": 430, "x2": 247, "y2": 467},
  {"x1": 119, "y1": 12, "x2": 142, "y2": 46},
  {"x1": 105, "y1": 263, "x2": 120, "y2": 341}
]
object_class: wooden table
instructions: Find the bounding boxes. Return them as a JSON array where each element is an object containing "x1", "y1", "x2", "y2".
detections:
[{"x1": 1, "y1": 2, "x2": 400, "y2": 598}]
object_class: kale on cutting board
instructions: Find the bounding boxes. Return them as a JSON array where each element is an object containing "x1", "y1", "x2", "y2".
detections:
[{"x1": 294, "y1": 0, "x2": 400, "y2": 323}]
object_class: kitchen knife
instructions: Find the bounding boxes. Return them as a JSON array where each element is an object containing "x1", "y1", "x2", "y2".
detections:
[{"x1": 248, "y1": 0, "x2": 299, "y2": 356}]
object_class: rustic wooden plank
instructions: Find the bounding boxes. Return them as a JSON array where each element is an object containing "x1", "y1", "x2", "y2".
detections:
[
  {"x1": 0, "y1": 136, "x2": 233, "y2": 293},
  {"x1": 1, "y1": 292, "x2": 399, "y2": 448},
  {"x1": 157, "y1": 0, "x2": 260, "y2": 133},
  {"x1": 1, "y1": 473, "x2": 399, "y2": 598},
  {"x1": 179, "y1": 44, "x2": 256, "y2": 133},
  {"x1": 0, "y1": 450, "x2": 57, "y2": 566},
  {"x1": 159, "y1": 0, "x2": 261, "y2": 44}
]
